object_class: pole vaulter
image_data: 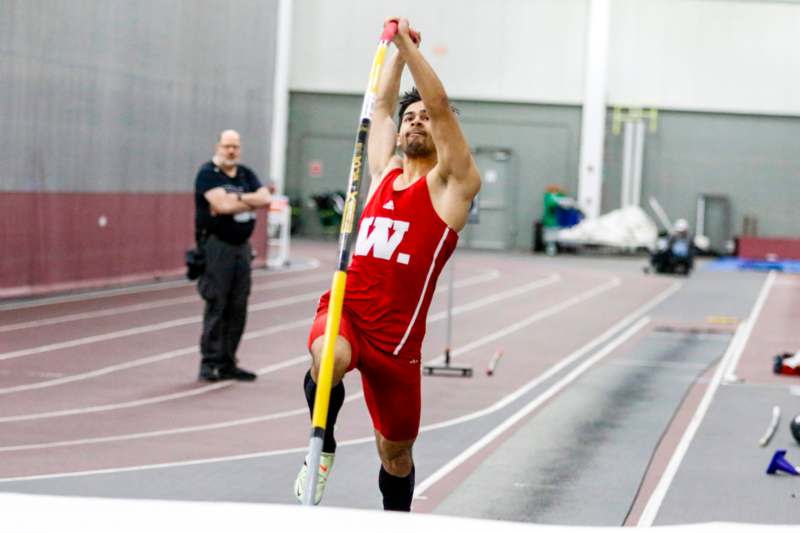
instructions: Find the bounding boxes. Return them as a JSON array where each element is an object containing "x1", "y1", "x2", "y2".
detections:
[{"x1": 302, "y1": 21, "x2": 401, "y2": 506}]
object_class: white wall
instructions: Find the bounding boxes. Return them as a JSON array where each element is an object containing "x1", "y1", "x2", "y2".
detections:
[
  {"x1": 290, "y1": 0, "x2": 588, "y2": 104},
  {"x1": 291, "y1": 0, "x2": 800, "y2": 116},
  {"x1": 609, "y1": 0, "x2": 800, "y2": 115}
]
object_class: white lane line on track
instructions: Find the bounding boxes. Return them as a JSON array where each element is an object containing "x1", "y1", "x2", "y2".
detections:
[
  {"x1": 426, "y1": 275, "x2": 618, "y2": 367},
  {"x1": 0, "y1": 276, "x2": 666, "y2": 456},
  {"x1": 0, "y1": 280, "x2": 680, "y2": 480},
  {"x1": 0, "y1": 292, "x2": 324, "y2": 361},
  {"x1": 0, "y1": 269, "x2": 499, "y2": 362},
  {"x1": 0, "y1": 271, "x2": 541, "y2": 421},
  {"x1": 0, "y1": 269, "x2": 500, "y2": 334},
  {"x1": 0, "y1": 318, "x2": 311, "y2": 420},
  {"x1": 414, "y1": 316, "x2": 653, "y2": 497},
  {"x1": 722, "y1": 271, "x2": 776, "y2": 383},
  {"x1": 0, "y1": 319, "x2": 311, "y2": 396},
  {"x1": 0, "y1": 273, "x2": 333, "y2": 333},
  {"x1": 420, "y1": 280, "x2": 681, "y2": 431},
  {"x1": 448, "y1": 268, "x2": 500, "y2": 289},
  {"x1": 0, "y1": 357, "x2": 369, "y2": 452},
  {"x1": 0, "y1": 259, "x2": 322, "y2": 312},
  {"x1": 426, "y1": 274, "x2": 559, "y2": 322},
  {"x1": 0, "y1": 270, "x2": 501, "y2": 395},
  {"x1": 636, "y1": 271, "x2": 775, "y2": 526}
]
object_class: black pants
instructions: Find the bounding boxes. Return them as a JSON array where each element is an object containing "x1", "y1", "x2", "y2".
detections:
[{"x1": 197, "y1": 235, "x2": 252, "y2": 369}]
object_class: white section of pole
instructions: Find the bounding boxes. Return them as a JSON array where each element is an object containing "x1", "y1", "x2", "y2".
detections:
[
  {"x1": 269, "y1": 0, "x2": 293, "y2": 194},
  {"x1": 302, "y1": 436, "x2": 322, "y2": 506},
  {"x1": 577, "y1": 0, "x2": 611, "y2": 219}
]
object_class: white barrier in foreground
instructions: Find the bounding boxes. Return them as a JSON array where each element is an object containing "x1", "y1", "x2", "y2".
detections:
[{"x1": 2, "y1": 493, "x2": 795, "y2": 533}]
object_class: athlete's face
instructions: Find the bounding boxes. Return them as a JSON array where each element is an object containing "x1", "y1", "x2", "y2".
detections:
[{"x1": 397, "y1": 101, "x2": 436, "y2": 158}]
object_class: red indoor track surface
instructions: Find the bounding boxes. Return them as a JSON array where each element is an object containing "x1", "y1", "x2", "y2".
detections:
[{"x1": 0, "y1": 241, "x2": 796, "y2": 527}]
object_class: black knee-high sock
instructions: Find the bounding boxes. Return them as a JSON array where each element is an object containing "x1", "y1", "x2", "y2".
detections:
[
  {"x1": 378, "y1": 465, "x2": 415, "y2": 512},
  {"x1": 303, "y1": 370, "x2": 344, "y2": 454}
]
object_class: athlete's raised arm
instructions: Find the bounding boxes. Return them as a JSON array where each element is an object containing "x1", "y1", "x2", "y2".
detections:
[
  {"x1": 393, "y1": 18, "x2": 480, "y2": 201},
  {"x1": 366, "y1": 20, "x2": 419, "y2": 201},
  {"x1": 367, "y1": 48, "x2": 403, "y2": 184}
]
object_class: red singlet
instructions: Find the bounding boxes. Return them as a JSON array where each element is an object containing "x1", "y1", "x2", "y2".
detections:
[
  {"x1": 319, "y1": 167, "x2": 457, "y2": 358},
  {"x1": 308, "y1": 168, "x2": 458, "y2": 440}
]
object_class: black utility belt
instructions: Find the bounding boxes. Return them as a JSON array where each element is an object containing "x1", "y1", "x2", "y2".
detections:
[{"x1": 207, "y1": 234, "x2": 250, "y2": 247}]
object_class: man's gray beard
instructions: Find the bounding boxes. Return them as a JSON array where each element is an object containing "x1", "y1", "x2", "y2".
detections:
[{"x1": 213, "y1": 155, "x2": 239, "y2": 168}]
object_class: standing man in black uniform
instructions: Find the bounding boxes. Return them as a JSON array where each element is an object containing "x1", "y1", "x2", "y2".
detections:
[{"x1": 195, "y1": 129, "x2": 272, "y2": 382}]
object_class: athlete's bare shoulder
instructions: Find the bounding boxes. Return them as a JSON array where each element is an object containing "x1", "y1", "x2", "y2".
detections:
[{"x1": 426, "y1": 165, "x2": 480, "y2": 232}]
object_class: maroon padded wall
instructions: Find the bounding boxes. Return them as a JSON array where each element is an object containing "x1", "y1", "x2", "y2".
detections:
[
  {"x1": 737, "y1": 236, "x2": 800, "y2": 261},
  {"x1": 0, "y1": 192, "x2": 267, "y2": 298}
]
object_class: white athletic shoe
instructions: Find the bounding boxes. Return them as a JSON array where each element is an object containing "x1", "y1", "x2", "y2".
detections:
[{"x1": 294, "y1": 452, "x2": 335, "y2": 505}]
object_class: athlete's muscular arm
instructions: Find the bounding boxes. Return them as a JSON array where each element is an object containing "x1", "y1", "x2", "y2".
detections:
[
  {"x1": 367, "y1": 48, "x2": 404, "y2": 184},
  {"x1": 394, "y1": 19, "x2": 480, "y2": 202}
]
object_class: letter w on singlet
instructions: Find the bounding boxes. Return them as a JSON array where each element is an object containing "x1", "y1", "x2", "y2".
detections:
[{"x1": 354, "y1": 216, "x2": 410, "y2": 260}]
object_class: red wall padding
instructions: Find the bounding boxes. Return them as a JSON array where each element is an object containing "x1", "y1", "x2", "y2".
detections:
[
  {"x1": 738, "y1": 236, "x2": 800, "y2": 260},
  {"x1": 0, "y1": 192, "x2": 266, "y2": 297}
]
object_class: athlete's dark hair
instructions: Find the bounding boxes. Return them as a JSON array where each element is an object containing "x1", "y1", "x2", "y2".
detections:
[
  {"x1": 397, "y1": 87, "x2": 459, "y2": 130},
  {"x1": 397, "y1": 87, "x2": 423, "y2": 124}
]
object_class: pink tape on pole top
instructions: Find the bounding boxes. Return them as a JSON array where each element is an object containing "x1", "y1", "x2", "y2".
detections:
[{"x1": 381, "y1": 21, "x2": 398, "y2": 41}]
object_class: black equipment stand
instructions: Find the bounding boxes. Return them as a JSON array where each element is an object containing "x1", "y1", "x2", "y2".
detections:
[{"x1": 423, "y1": 258, "x2": 473, "y2": 377}]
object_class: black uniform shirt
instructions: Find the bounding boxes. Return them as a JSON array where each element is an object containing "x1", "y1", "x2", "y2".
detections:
[{"x1": 194, "y1": 161, "x2": 263, "y2": 245}]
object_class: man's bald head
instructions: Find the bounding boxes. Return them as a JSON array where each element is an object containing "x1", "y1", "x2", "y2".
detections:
[
  {"x1": 218, "y1": 129, "x2": 241, "y2": 144},
  {"x1": 215, "y1": 129, "x2": 242, "y2": 170}
]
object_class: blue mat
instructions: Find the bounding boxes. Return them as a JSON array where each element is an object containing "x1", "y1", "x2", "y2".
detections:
[{"x1": 704, "y1": 257, "x2": 800, "y2": 273}]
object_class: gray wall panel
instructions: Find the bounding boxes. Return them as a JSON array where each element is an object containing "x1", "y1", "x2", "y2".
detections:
[
  {"x1": 604, "y1": 111, "x2": 800, "y2": 242},
  {"x1": 1, "y1": 0, "x2": 278, "y2": 192},
  {"x1": 286, "y1": 92, "x2": 582, "y2": 249},
  {"x1": 289, "y1": 93, "x2": 800, "y2": 248},
  {"x1": 285, "y1": 93, "x2": 363, "y2": 237}
]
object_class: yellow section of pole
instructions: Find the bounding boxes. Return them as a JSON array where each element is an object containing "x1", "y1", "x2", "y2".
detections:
[
  {"x1": 302, "y1": 23, "x2": 397, "y2": 506},
  {"x1": 311, "y1": 270, "x2": 347, "y2": 429},
  {"x1": 368, "y1": 45, "x2": 388, "y2": 93}
]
